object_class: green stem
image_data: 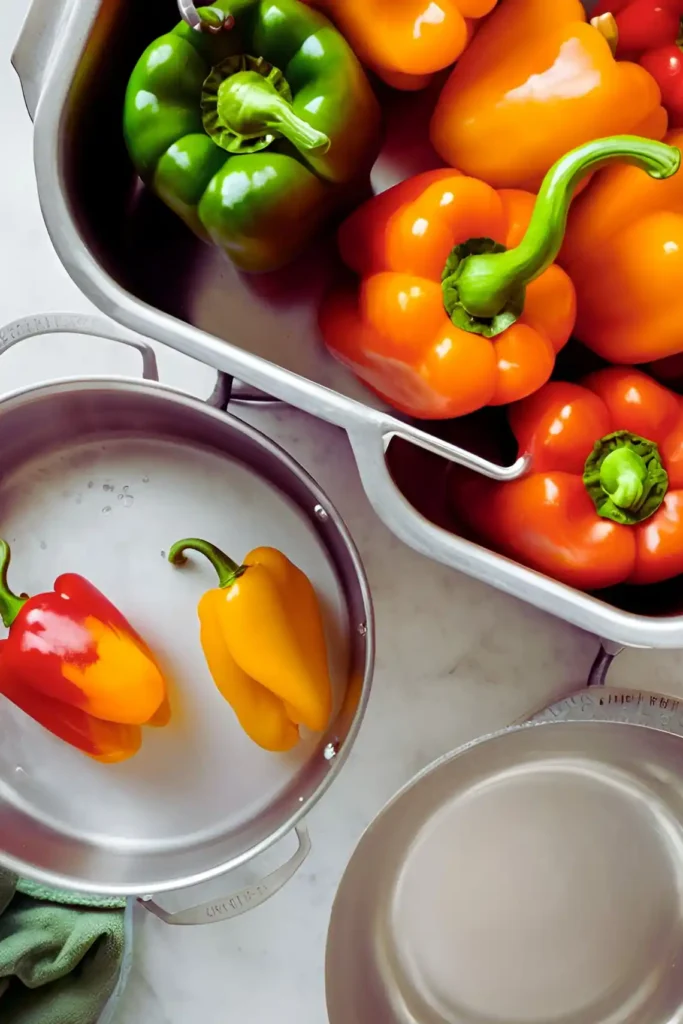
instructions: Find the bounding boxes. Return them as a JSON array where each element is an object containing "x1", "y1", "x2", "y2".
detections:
[
  {"x1": 0, "y1": 540, "x2": 28, "y2": 628},
  {"x1": 599, "y1": 448, "x2": 647, "y2": 510},
  {"x1": 583, "y1": 431, "x2": 669, "y2": 526},
  {"x1": 450, "y1": 137, "x2": 681, "y2": 329},
  {"x1": 216, "y1": 71, "x2": 330, "y2": 156},
  {"x1": 168, "y1": 538, "x2": 246, "y2": 589}
]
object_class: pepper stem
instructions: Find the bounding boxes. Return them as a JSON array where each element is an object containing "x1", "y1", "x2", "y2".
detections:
[
  {"x1": 168, "y1": 539, "x2": 246, "y2": 589},
  {"x1": 600, "y1": 448, "x2": 647, "y2": 510},
  {"x1": 446, "y1": 137, "x2": 681, "y2": 335},
  {"x1": 217, "y1": 70, "x2": 330, "y2": 156},
  {"x1": 583, "y1": 431, "x2": 669, "y2": 526},
  {"x1": 0, "y1": 540, "x2": 29, "y2": 628}
]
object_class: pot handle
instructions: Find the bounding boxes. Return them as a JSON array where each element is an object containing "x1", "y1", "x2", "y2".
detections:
[
  {"x1": 12, "y1": 0, "x2": 76, "y2": 121},
  {"x1": 0, "y1": 313, "x2": 159, "y2": 380},
  {"x1": 138, "y1": 823, "x2": 311, "y2": 926}
]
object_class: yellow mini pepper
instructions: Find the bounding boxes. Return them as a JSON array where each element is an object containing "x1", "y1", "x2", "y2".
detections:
[{"x1": 169, "y1": 538, "x2": 332, "y2": 752}]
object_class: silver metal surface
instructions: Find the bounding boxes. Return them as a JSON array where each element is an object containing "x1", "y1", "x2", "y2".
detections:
[
  {"x1": 327, "y1": 670, "x2": 683, "y2": 1023},
  {"x1": 15, "y1": 0, "x2": 683, "y2": 647},
  {"x1": 0, "y1": 314, "x2": 374, "y2": 907}
]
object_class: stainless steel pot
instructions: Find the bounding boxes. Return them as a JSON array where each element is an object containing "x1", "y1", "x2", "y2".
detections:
[
  {"x1": 0, "y1": 312, "x2": 373, "y2": 926},
  {"x1": 326, "y1": 644, "x2": 683, "y2": 1024},
  {"x1": 13, "y1": 0, "x2": 683, "y2": 648}
]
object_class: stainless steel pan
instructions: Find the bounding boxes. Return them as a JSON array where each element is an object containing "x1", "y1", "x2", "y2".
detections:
[
  {"x1": 14, "y1": 0, "x2": 683, "y2": 648},
  {"x1": 326, "y1": 644, "x2": 683, "y2": 1024},
  {"x1": 0, "y1": 312, "x2": 373, "y2": 926}
]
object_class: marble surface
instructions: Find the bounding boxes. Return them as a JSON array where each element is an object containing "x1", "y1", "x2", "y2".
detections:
[{"x1": 3, "y1": 5, "x2": 683, "y2": 1023}]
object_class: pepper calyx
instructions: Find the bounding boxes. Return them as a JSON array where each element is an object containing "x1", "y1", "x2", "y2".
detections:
[
  {"x1": 168, "y1": 539, "x2": 247, "y2": 589},
  {"x1": 583, "y1": 431, "x2": 669, "y2": 526},
  {"x1": 202, "y1": 54, "x2": 330, "y2": 157},
  {"x1": 442, "y1": 238, "x2": 525, "y2": 338},
  {"x1": 0, "y1": 540, "x2": 29, "y2": 629}
]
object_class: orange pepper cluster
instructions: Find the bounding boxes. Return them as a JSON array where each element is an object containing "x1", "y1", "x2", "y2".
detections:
[{"x1": 306, "y1": 0, "x2": 683, "y2": 593}]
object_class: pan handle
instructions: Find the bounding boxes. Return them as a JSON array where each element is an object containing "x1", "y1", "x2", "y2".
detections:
[
  {"x1": 0, "y1": 313, "x2": 159, "y2": 380},
  {"x1": 348, "y1": 419, "x2": 529, "y2": 483},
  {"x1": 587, "y1": 641, "x2": 625, "y2": 688},
  {"x1": 12, "y1": 0, "x2": 76, "y2": 121},
  {"x1": 138, "y1": 824, "x2": 311, "y2": 926}
]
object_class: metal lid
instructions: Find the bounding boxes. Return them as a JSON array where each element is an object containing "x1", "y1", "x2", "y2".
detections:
[{"x1": 326, "y1": 718, "x2": 683, "y2": 1023}]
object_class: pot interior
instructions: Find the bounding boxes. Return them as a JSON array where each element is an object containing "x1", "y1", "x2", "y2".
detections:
[{"x1": 0, "y1": 381, "x2": 370, "y2": 893}]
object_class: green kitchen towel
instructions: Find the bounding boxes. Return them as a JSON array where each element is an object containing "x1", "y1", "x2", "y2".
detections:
[{"x1": 0, "y1": 869, "x2": 128, "y2": 1024}]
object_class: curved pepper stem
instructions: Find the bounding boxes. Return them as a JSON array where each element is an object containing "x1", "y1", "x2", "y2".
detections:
[
  {"x1": 0, "y1": 540, "x2": 28, "y2": 628},
  {"x1": 446, "y1": 137, "x2": 681, "y2": 337},
  {"x1": 168, "y1": 538, "x2": 246, "y2": 589},
  {"x1": 218, "y1": 72, "x2": 330, "y2": 155},
  {"x1": 583, "y1": 431, "x2": 669, "y2": 526},
  {"x1": 203, "y1": 51, "x2": 331, "y2": 159}
]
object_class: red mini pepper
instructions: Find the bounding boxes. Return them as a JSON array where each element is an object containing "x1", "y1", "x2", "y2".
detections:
[
  {"x1": 594, "y1": 0, "x2": 683, "y2": 126},
  {"x1": 450, "y1": 369, "x2": 683, "y2": 591},
  {"x1": 0, "y1": 542, "x2": 169, "y2": 762}
]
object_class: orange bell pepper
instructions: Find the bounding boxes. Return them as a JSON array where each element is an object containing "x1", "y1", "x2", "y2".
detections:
[
  {"x1": 450, "y1": 368, "x2": 683, "y2": 590},
  {"x1": 430, "y1": 0, "x2": 668, "y2": 192},
  {"x1": 304, "y1": 0, "x2": 498, "y2": 91},
  {"x1": 561, "y1": 128, "x2": 683, "y2": 363},
  {"x1": 319, "y1": 137, "x2": 678, "y2": 420}
]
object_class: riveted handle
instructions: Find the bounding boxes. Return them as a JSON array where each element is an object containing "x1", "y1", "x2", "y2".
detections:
[
  {"x1": 0, "y1": 313, "x2": 159, "y2": 380},
  {"x1": 139, "y1": 824, "x2": 311, "y2": 926}
]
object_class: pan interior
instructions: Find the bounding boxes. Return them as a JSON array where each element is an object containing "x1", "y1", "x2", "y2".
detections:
[{"x1": 327, "y1": 722, "x2": 683, "y2": 1024}]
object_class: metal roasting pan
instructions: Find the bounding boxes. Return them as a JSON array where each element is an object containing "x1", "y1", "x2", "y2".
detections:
[
  {"x1": 0, "y1": 312, "x2": 373, "y2": 926},
  {"x1": 14, "y1": 0, "x2": 683, "y2": 649},
  {"x1": 327, "y1": 643, "x2": 683, "y2": 1024}
]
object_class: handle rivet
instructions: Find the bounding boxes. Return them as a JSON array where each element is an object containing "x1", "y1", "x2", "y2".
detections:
[
  {"x1": 314, "y1": 504, "x2": 329, "y2": 522},
  {"x1": 323, "y1": 740, "x2": 340, "y2": 761},
  {"x1": 357, "y1": 622, "x2": 367, "y2": 636}
]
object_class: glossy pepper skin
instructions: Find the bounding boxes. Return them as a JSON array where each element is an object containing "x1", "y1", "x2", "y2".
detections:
[
  {"x1": 169, "y1": 539, "x2": 332, "y2": 752},
  {"x1": 450, "y1": 369, "x2": 683, "y2": 591},
  {"x1": 0, "y1": 542, "x2": 168, "y2": 762},
  {"x1": 303, "y1": 0, "x2": 498, "y2": 91},
  {"x1": 561, "y1": 128, "x2": 683, "y2": 363},
  {"x1": 429, "y1": 0, "x2": 668, "y2": 192},
  {"x1": 593, "y1": 0, "x2": 683, "y2": 127},
  {"x1": 319, "y1": 137, "x2": 678, "y2": 420},
  {"x1": 123, "y1": 0, "x2": 381, "y2": 272}
]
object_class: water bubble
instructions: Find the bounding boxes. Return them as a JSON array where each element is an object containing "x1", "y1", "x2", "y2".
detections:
[
  {"x1": 102, "y1": 506, "x2": 112, "y2": 515},
  {"x1": 142, "y1": 476, "x2": 150, "y2": 484},
  {"x1": 122, "y1": 494, "x2": 134, "y2": 508},
  {"x1": 122, "y1": 485, "x2": 129, "y2": 493},
  {"x1": 87, "y1": 481, "x2": 94, "y2": 489},
  {"x1": 39, "y1": 541, "x2": 47, "y2": 550},
  {"x1": 102, "y1": 483, "x2": 114, "y2": 492}
]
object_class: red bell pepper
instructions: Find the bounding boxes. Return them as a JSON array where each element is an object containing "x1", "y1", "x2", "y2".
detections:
[
  {"x1": 594, "y1": 0, "x2": 683, "y2": 126},
  {"x1": 450, "y1": 368, "x2": 683, "y2": 591},
  {"x1": 0, "y1": 541, "x2": 169, "y2": 761}
]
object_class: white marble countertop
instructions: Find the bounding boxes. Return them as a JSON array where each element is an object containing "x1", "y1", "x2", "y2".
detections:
[{"x1": 3, "y1": 5, "x2": 683, "y2": 1023}]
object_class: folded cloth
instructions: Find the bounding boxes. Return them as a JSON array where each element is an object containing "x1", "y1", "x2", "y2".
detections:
[{"x1": 0, "y1": 870, "x2": 127, "y2": 1024}]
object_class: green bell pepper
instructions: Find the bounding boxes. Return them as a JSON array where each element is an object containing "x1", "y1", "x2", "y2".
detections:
[{"x1": 123, "y1": 0, "x2": 381, "y2": 272}]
